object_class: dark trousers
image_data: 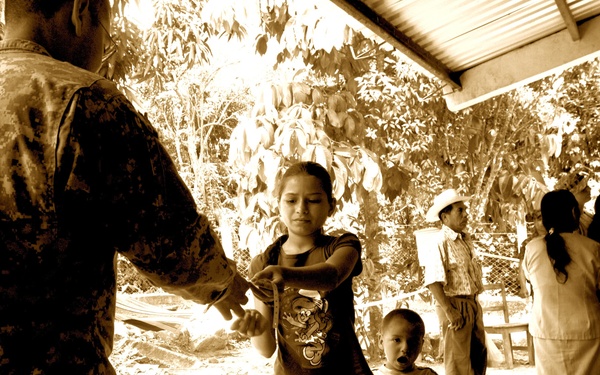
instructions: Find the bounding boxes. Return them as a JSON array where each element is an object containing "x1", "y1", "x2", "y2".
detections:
[{"x1": 440, "y1": 295, "x2": 487, "y2": 375}]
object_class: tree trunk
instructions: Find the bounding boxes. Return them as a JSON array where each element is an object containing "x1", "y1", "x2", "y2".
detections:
[{"x1": 362, "y1": 190, "x2": 383, "y2": 359}]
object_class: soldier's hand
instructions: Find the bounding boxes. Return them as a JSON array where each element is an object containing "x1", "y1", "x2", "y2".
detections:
[{"x1": 213, "y1": 273, "x2": 249, "y2": 320}]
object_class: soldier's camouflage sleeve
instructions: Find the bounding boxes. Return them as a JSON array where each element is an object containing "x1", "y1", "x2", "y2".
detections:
[
  {"x1": 0, "y1": 39, "x2": 241, "y2": 373},
  {"x1": 68, "y1": 80, "x2": 236, "y2": 304}
]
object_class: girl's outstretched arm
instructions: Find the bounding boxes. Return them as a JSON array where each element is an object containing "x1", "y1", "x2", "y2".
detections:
[
  {"x1": 251, "y1": 245, "x2": 359, "y2": 292},
  {"x1": 250, "y1": 297, "x2": 277, "y2": 358}
]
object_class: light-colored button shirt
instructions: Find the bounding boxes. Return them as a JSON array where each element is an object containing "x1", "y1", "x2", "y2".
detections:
[
  {"x1": 523, "y1": 233, "x2": 600, "y2": 339},
  {"x1": 423, "y1": 225, "x2": 484, "y2": 296}
]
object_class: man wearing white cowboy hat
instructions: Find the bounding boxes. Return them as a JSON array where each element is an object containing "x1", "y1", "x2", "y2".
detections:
[{"x1": 423, "y1": 189, "x2": 487, "y2": 375}]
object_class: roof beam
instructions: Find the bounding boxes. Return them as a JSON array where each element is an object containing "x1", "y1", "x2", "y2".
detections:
[
  {"x1": 443, "y1": 14, "x2": 600, "y2": 112},
  {"x1": 328, "y1": 0, "x2": 461, "y2": 91},
  {"x1": 554, "y1": 0, "x2": 580, "y2": 41}
]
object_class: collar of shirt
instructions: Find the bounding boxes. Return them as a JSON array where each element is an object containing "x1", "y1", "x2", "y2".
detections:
[
  {"x1": 441, "y1": 224, "x2": 469, "y2": 241},
  {"x1": 0, "y1": 39, "x2": 52, "y2": 57}
]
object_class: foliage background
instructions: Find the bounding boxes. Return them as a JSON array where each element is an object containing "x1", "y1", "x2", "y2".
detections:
[{"x1": 2, "y1": 0, "x2": 600, "y2": 363}]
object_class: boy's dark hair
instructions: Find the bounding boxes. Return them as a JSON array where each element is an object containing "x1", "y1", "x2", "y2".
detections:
[
  {"x1": 276, "y1": 161, "x2": 334, "y2": 204},
  {"x1": 541, "y1": 189, "x2": 579, "y2": 283},
  {"x1": 382, "y1": 308, "x2": 425, "y2": 338}
]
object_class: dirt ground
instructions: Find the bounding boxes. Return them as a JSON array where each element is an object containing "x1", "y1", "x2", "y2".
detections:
[
  {"x1": 110, "y1": 293, "x2": 537, "y2": 374},
  {"x1": 174, "y1": 343, "x2": 535, "y2": 375},
  {"x1": 111, "y1": 331, "x2": 535, "y2": 375}
]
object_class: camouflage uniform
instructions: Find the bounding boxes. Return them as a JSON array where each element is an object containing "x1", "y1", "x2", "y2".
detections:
[{"x1": 0, "y1": 39, "x2": 239, "y2": 374}]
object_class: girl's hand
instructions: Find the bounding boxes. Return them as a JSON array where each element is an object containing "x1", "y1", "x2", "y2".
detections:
[
  {"x1": 250, "y1": 266, "x2": 285, "y2": 291},
  {"x1": 250, "y1": 265, "x2": 285, "y2": 290},
  {"x1": 249, "y1": 281, "x2": 275, "y2": 302},
  {"x1": 249, "y1": 266, "x2": 285, "y2": 303},
  {"x1": 230, "y1": 309, "x2": 270, "y2": 337}
]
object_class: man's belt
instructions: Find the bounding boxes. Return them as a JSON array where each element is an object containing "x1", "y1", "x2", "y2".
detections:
[{"x1": 451, "y1": 294, "x2": 476, "y2": 300}]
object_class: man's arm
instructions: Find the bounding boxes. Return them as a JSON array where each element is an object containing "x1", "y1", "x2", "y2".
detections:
[
  {"x1": 423, "y1": 236, "x2": 464, "y2": 330},
  {"x1": 427, "y1": 282, "x2": 464, "y2": 330}
]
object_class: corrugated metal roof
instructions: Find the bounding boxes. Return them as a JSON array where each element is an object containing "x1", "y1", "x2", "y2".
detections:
[
  {"x1": 360, "y1": 0, "x2": 600, "y2": 71},
  {"x1": 329, "y1": 0, "x2": 600, "y2": 110}
]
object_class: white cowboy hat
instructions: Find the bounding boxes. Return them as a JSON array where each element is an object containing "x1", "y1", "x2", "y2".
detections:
[{"x1": 425, "y1": 188, "x2": 471, "y2": 222}]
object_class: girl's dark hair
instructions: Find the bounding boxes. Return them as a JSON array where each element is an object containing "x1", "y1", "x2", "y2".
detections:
[
  {"x1": 541, "y1": 189, "x2": 579, "y2": 283},
  {"x1": 276, "y1": 161, "x2": 334, "y2": 204},
  {"x1": 265, "y1": 162, "x2": 334, "y2": 266},
  {"x1": 382, "y1": 308, "x2": 425, "y2": 338}
]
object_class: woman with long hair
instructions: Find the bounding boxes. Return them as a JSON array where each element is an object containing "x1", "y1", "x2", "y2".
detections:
[{"x1": 522, "y1": 189, "x2": 600, "y2": 375}]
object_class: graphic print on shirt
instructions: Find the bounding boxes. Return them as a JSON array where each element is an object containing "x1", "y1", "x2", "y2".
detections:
[{"x1": 280, "y1": 288, "x2": 333, "y2": 367}]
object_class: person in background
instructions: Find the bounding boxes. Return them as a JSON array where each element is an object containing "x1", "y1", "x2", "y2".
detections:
[
  {"x1": 248, "y1": 161, "x2": 373, "y2": 374},
  {"x1": 423, "y1": 189, "x2": 487, "y2": 375},
  {"x1": 522, "y1": 190, "x2": 600, "y2": 375},
  {"x1": 554, "y1": 168, "x2": 593, "y2": 235},
  {"x1": 586, "y1": 196, "x2": 600, "y2": 243},
  {"x1": 0, "y1": 1, "x2": 259, "y2": 373},
  {"x1": 376, "y1": 308, "x2": 438, "y2": 375},
  {"x1": 516, "y1": 207, "x2": 547, "y2": 299}
]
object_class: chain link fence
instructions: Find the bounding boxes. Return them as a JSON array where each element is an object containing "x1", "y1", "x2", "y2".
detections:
[
  {"x1": 234, "y1": 248, "x2": 253, "y2": 279},
  {"x1": 380, "y1": 224, "x2": 527, "y2": 297},
  {"x1": 231, "y1": 223, "x2": 528, "y2": 297},
  {"x1": 472, "y1": 231, "x2": 522, "y2": 296}
]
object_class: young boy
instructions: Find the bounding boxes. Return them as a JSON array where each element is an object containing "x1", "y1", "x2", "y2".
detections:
[{"x1": 377, "y1": 309, "x2": 438, "y2": 375}]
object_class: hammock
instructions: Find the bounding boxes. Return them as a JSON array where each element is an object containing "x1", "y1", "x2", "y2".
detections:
[{"x1": 115, "y1": 293, "x2": 194, "y2": 332}]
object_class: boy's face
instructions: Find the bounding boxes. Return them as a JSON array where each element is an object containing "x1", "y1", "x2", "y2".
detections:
[{"x1": 382, "y1": 318, "x2": 423, "y2": 372}]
